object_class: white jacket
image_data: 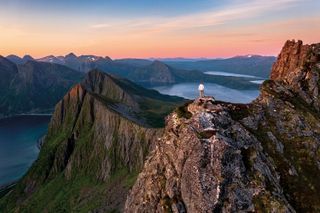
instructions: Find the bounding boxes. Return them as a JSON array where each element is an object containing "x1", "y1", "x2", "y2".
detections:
[{"x1": 198, "y1": 84, "x2": 204, "y2": 91}]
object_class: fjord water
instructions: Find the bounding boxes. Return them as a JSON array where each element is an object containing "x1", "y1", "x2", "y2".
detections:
[
  {"x1": 204, "y1": 71, "x2": 260, "y2": 78},
  {"x1": 0, "y1": 115, "x2": 51, "y2": 186},
  {"x1": 152, "y1": 82, "x2": 260, "y2": 103}
]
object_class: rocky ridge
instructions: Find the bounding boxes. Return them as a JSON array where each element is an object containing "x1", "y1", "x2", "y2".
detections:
[
  {"x1": 0, "y1": 70, "x2": 185, "y2": 212},
  {"x1": 125, "y1": 40, "x2": 320, "y2": 212}
]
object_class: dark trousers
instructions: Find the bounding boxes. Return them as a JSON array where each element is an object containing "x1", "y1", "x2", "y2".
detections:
[{"x1": 199, "y1": 90, "x2": 204, "y2": 98}]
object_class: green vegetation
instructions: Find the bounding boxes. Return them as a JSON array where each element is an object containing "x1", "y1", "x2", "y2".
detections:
[
  {"x1": 175, "y1": 101, "x2": 193, "y2": 119},
  {"x1": 247, "y1": 102, "x2": 320, "y2": 212},
  {"x1": 138, "y1": 97, "x2": 186, "y2": 127},
  {"x1": 0, "y1": 184, "x2": 16, "y2": 199},
  {"x1": 0, "y1": 112, "x2": 139, "y2": 212},
  {"x1": 0, "y1": 70, "x2": 184, "y2": 212},
  {"x1": 231, "y1": 73, "x2": 320, "y2": 212},
  {"x1": 89, "y1": 71, "x2": 187, "y2": 128}
]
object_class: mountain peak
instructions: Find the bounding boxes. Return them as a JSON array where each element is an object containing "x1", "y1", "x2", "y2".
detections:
[
  {"x1": 149, "y1": 60, "x2": 171, "y2": 71},
  {"x1": 37, "y1": 55, "x2": 64, "y2": 64},
  {"x1": 151, "y1": 60, "x2": 168, "y2": 67},
  {"x1": 0, "y1": 55, "x2": 7, "y2": 61},
  {"x1": 104, "y1": 56, "x2": 113, "y2": 62},
  {"x1": 0, "y1": 55, "x2": 17, "y2": 67},
  {"x1": 65, "y1": 52, "x2": 77, "y2": 58},
  {"x1": 83, "y1": 69, "x2": 184, "y2": 113},
  {"x1": 268, "y1": 39, "x2": 320, "y2": 109},
  {"x1": 6, "y1": 54, "x2": 22, "y2": 61},
  {"x1": 0, "y1": 68, "x2": 185, "y2": 211},
  {"x1": 270, "y1": 39, "x2": 308, "y2": 81},
  {"x1": 22, "y1": 55, "x2": 34, "y2": 61}
]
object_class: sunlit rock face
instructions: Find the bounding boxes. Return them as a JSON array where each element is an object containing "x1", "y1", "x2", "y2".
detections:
[{"x1": 125, "y1": 40, "x2": 320, "y2": 212}]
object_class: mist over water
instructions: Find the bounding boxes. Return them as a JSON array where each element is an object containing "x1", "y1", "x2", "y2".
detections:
[
  {"x1": 205, "y1": 71, "x2": 260, "y2": 78},
  {"x1": 0, "y1": 115, "x2": 51, "y2": 186},
  {"x1": 152, "y1": 82, "x2": 260, "y2": 103}
]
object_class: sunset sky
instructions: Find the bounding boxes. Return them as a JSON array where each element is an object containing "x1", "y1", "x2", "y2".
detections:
[{"x1": 0, "y1": 0, "x2": 319, "y2": 59}]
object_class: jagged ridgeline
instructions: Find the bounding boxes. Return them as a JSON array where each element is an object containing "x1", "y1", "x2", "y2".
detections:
[
  {"x1": 0, "y1": 70, "x2": 186, "y2": 212},
  {"x1": 1, "y1": 40, "x2": 320, "y2": 213},
  {"x1": 125, "y1": 40, "x2": 320, "y2": 212}
]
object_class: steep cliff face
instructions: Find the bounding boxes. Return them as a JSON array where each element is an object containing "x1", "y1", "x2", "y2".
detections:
[
  {"x1": 0, "y1": 70, "x2": 185, "y2": 212},
  {"x1": 270, "y1": 40, "x2": 320, "y2": 111},
  {"x1": 125, "y1": 40, "x2": 320, "y2": 212}
]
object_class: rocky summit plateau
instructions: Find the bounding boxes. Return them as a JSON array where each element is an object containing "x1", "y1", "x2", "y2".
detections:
[{"x1": 1, "y1": 40, "x2": 320, "y2": 213}]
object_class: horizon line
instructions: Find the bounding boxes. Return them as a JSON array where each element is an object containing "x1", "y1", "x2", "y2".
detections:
[{"x1": 3, "y1": 53, "x2": 278, "y2": 61}]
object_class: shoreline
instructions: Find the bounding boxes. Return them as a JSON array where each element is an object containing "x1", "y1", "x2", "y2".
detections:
[
  {"x1": 0, "y1": 114, "x2": 51, "y2": 189},
  {"x1": 0, "y1": 113, "x2": 53, "y2": 121},
  {"x1": 0, "y1": 181, "x2": 17, "y2": 198},
  {"x1": 14, "y1": 113, "x2": 53, "y2": 116}
]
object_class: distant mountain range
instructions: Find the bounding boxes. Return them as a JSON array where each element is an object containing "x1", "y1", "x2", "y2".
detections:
[
  {"x1": 0, "y1": 53, "x2": 270, "y2": 117},
  {"x1": 6, "y1": 53, "x2": 275, "y2": 78},
  {"x1": 0, "y1": 53, "x2": 262, "y2": 118},
  {"x1": 0, "y1": 56, "x2": 84, "y2": 118},
  {"x1": 6, "y1": 55, "x2": 34, "y2": 64},
  {"x1": 5, "y1": 53, "x2": 263, "y2": 88},
  {"x1": 35, "y1": 53, "x2": 114, "y2": 73},
  {"x1": 163, "y1": 55, "x2": 276, "y2": 78}
]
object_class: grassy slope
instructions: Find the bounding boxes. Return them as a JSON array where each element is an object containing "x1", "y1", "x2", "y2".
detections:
[
  {"x1": 0, "y1": 71, "x2": 186, "y2": 212},
  {"x1": 0, "y1": 102, "x2": 134, "y2": 212},
  {"x1": 231, "y1": 79, "x2": 320, "y2": 212}
]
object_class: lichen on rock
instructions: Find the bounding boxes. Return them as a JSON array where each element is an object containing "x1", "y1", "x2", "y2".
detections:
[{"x1": 125, "y1": 40, "x2": 320, "y2": 213}]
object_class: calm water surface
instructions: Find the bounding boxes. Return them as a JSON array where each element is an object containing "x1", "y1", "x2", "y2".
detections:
[
  {"x1": 152, "y1": 82, "x2": 260, "y2": 103},
  {"x1": 0, "y1": 115, "x2": 51, "y2": 186},
  {"x1": 204, "y1": 71, "x2": 262, "y2": 78}
]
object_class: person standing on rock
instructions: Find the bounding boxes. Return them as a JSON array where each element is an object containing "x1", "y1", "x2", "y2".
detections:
[{"x1": 198, "y1": 82, "x2": 204, "y2": 98}]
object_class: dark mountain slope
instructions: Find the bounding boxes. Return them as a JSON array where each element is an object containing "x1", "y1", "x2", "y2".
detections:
[
  {"x1": 0, "y1": 56, "x2": 18, "y2": 92},
  {"x1": 127, "y1": 61, "x2": 177, "y2": 85},
  {"x1": 6, "y1": 55, "x2": 35, "y2": 64},
  {"x1": 37, "y1": 54, "x2": 260, "y2": 89},
  {"x1": 125, "y1": 40, "x2": 320, "y2": 212},
  {"x1": 165, "y1": 55, "x2": 276, "y2": 78},
  {"x1": 114, "y1": 58, "x2": 153, "y2": 67},
  {"x1": 128, "y1": 60, "x2": 259, "y2": 89},
  {"x1": 6, "y1": 55, "x2": 24, "y2": 64},
  {"x1": 0, "y1": 60, "x2": 84, "y2": 118},
  {"x1": 0, "y1": 70, "x2": 186, "y2": 212}
]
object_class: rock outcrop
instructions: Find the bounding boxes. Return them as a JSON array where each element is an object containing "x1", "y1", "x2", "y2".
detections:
[
  {"x1": 271, "y1": 40, "x2": 320, "y2": 110},
  {"x1": 125, "y1": 40, "x2": 320, "y2": 212}
]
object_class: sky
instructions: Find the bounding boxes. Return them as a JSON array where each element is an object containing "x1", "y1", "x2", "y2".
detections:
[{"x1": 0, "y1": 0, "x2": 319, "y2": 59}]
